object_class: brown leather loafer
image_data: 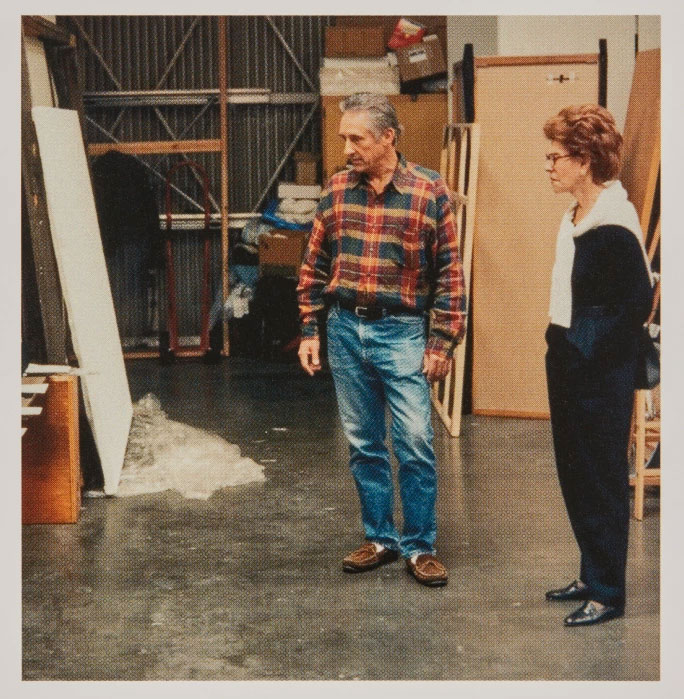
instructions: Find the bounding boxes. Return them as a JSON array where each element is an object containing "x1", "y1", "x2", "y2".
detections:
[
  {"x1": 406, "y1": 553, "x2": 448, "y2": 587},
  {"x1": 342, "y1": 542, "x2": 399, "y2": 573}
]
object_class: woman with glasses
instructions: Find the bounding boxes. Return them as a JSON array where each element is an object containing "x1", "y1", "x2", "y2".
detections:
[{"x1": 542, "y1": 104, "x2": 654, "y2": 626}]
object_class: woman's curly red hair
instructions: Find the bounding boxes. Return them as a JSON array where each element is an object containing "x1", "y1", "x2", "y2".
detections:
[{"x1": 544, "y1": 104, "x2": 623, "y2": 183}]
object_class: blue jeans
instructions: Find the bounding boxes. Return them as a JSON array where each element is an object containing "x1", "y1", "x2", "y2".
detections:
[{"x1": 326, "y1": 305, "x2": 437, "y2": 558}]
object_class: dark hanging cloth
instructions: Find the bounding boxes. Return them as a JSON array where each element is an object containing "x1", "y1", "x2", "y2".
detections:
[
  {"x1": 91, "y1": 150, "x2": 162, "y2": 275},
  {"x1": 252, "y1": 275, "x2": 301, "y2": 361}
]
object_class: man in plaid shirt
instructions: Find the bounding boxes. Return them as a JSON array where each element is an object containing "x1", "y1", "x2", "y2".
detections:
[{"x1": 297, "y1": 93, "x2": 466, "y2": 587}]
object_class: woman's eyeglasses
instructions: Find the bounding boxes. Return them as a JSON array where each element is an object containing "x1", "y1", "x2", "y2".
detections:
[{"x1": 545, "y1": 153, "x2": 574, "y2": 166}]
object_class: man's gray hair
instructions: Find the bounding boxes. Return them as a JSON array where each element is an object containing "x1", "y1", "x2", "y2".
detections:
[{"x1": 340, "y1": 93, "x2": 403, "y2": 144}]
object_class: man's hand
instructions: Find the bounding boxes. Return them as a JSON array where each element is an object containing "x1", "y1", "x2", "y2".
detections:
[
  {"x1": 298, "y1": 337, "x2": 322, "y2": 376},
  {"x1": 422, "y1": 350, "x2": 451, "y2": 383}
]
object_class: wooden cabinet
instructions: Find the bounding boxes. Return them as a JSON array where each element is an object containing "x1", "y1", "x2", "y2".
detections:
[
  {"x1": 321, "y1": 94, "x2": 448, "y2": 182},
  {"x1": 453, "y1": 54, "x2": 602, "y2": 417},
  {"x1": 22, "y1": 374, "x2": 81, "y2": 524}
]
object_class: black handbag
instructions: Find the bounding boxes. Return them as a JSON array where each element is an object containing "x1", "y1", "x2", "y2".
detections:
[
  {"x1": 635, "y1": 324, "x2": 660, "y2": 389},
  {"x1": 635, "y1": 270, "x2": 661, "y2": 390}
]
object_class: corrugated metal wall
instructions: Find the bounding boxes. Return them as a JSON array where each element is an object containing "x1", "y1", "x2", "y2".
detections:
[
  {"x1": 60, "y1": 15, "x2": 333, "y2": 345},
  {"x1": 67, "y1": 14, "x2": 331, "y2": 213}
]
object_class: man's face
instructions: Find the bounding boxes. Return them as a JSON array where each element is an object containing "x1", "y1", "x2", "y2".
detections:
[{"x1": 339, "y1": 110, "x2": 394, "y2": 175}]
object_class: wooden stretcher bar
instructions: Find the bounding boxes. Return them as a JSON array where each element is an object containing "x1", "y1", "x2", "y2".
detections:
[
  {"x1": 87, "y1": 139, "x2": 221, "y2": 156},
  {"x1": 431, "y1": 123, "x2": 480, "y2": 437}
]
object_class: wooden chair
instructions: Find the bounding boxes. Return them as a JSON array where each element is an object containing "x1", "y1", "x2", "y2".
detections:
[
  {"x1": 629, "y1": 242, "x2": 660, "y2": 521},
  {"x1": 630, "y1": 388, "x2": 660, "y2": 521}
]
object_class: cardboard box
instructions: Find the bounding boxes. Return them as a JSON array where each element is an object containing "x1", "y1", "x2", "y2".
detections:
[
  {"x1": 335, "y1": 16, "x2": 448, "y2": 58},
  {"x1": 395, "y1": 35, "x2": 447, "y2": 83},
  {"x1": 325, "y1": 25, "x2": 386, "y2": 58},
  {"x1": 294, "y1": 152, "x2": 319, "y2": 185},
  {"x1": 259, "y1": 230, "x2": 309, "y2": 278}
]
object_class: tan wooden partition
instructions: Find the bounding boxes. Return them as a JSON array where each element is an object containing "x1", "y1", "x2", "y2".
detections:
[
  {"x1": 621, "y1": 49, "x2": 660, "y2": 233},
  {"x1": 453, "y1": 55, "x2": 600, "y2": 417},
  {"x1": 321, "y1": 94, "x2": 447, "y2": 181}
]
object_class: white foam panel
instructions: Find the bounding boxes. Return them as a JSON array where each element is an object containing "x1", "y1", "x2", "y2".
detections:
[{"x1": 32, "y1": 107, "x2": 133, "y2": 494}]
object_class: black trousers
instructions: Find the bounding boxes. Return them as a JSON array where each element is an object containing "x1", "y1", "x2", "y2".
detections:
[{"x1": 545, "y1": 325, "x2": 636, "y2": 609}]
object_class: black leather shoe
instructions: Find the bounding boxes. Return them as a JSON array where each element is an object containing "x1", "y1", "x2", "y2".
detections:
[
  {"x1": 564, "y1": 600, "x2": 624, "y2": 627},
  {"x1": 545, "y1": 580, "x2": 589, "y2": 601}
]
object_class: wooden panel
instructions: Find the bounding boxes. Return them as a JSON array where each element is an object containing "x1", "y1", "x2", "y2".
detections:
[
  {"x1": 21, "y1": 35, "x2": 68, "y2": 364},
  {"x1": 87, "y1": 139, "x2": 221, "y2": 156},
  {"x1": 463, "y1": 60, "x2": 599, "y2": 416},
  {"x1": 321, "y1": 94, "x2": 448, "y2": 181},
  {"x1": 621, "y1": 49, "x2": 660, "y2": 230},
  {"x1": 22, "y1": 375, "x2": 81, "y2": 524},
  {"x1": 32, "y1": 107, "x2": 133, "y2": 495}
]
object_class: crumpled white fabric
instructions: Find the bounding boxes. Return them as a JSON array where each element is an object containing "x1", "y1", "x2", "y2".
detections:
[{"x1": 224, "y1": 282, "x2": 254, "y2": 320}]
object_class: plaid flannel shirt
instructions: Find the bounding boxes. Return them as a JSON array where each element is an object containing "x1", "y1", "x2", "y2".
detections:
[{"x1": 296, "y1": 154, "x2": 466, "y2": 360}]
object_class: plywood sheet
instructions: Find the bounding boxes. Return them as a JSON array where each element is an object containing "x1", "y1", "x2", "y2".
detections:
[
  {"x1": 466, "y1": 60, "x2": 599, "y2": 416},
  {"x1": 620, "y1": 48, "x2": 660, "y2": 227},
  {"x1": 31, "y1": 107, "x2": 133, "y2": 494},
  {"x1": 321, "y1": 94, "x2": 447, "y2": 181}
]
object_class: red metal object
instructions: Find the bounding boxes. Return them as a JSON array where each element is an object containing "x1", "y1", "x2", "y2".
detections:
[{"x1": 164, "y1": 161, "x2": 212, "y2": 357}]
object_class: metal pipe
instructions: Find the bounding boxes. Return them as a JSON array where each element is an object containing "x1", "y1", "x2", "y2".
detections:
[{"x1": 83, "y1": 89, "x2": 316, "y2": 107}]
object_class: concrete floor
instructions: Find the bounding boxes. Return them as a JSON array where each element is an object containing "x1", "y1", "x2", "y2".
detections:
[{"x1": 22, "y1": 358, "x2": 660, "y2": 682}]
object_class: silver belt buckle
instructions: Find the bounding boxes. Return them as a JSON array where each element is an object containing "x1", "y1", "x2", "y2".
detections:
[{"x1": 355, "y1": 305, "x2": 369, "y2": 318}]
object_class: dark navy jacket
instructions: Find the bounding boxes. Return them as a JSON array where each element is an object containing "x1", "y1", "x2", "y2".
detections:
[{"x1": 550, "y1": 224, "x2": 653, "y2": 367}]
